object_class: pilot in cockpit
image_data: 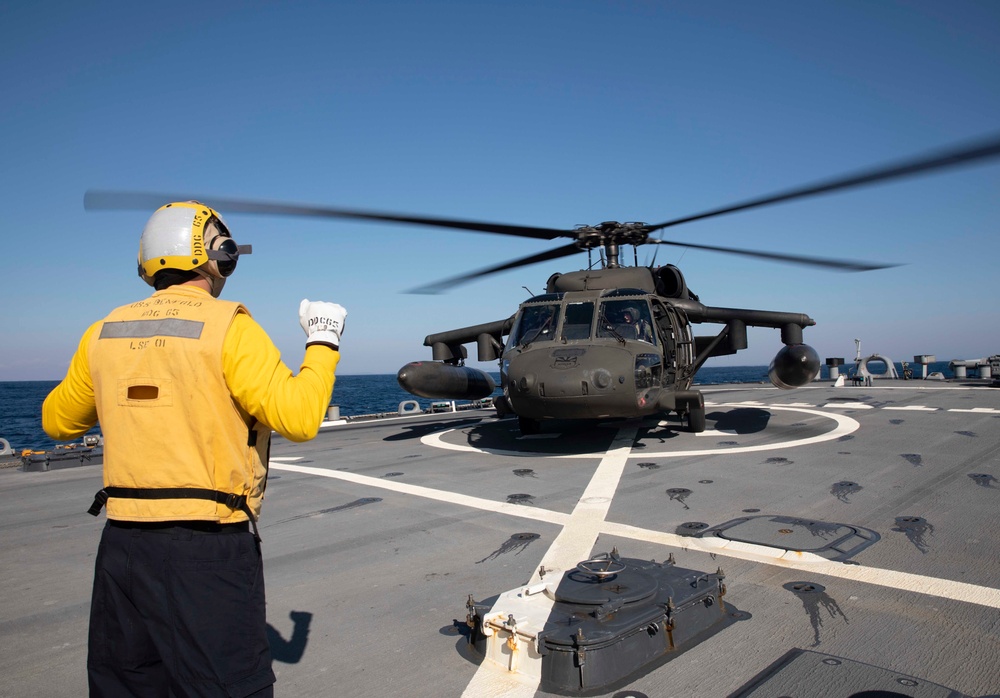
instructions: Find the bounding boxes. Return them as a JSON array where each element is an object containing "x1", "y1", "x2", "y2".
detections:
[{"x1": 622, "y1": 307, "x2": 654, "y2": 343}]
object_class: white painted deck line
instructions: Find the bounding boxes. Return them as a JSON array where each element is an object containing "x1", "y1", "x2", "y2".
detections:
[{"x1": 421, "y1": 406, "x2": 860, "y2": 459}]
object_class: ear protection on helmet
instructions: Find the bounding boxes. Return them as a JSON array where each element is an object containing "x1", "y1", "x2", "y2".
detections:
[
  {"x1": 138, "y1": 201, "x2": 251, "y2": 286},
  {"x1": 204, "y1": 222, "x2": 252, "y2": 278}
]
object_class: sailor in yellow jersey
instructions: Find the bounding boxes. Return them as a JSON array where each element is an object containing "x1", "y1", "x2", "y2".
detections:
[{"x1": 43, "y1": 201, "x2": 345, "y2": 698}]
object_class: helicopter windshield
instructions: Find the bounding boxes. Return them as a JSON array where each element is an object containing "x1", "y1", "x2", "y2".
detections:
[
  {"x1": 561, "y1": 302, "x2": 595, "y2": 340},
  {"x1": 597, "y1": 299, "x2": 656, "y2": 344},
  {"x1": 507, "y1": 303, "x2": 561, "y2": 348}
]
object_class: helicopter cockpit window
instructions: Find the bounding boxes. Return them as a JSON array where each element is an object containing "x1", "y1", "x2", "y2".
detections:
[
  {"x1": 508, "y1": 303, "x2": 561, "y2": 348},
  {"x1": 561, "y1": 302, "x2": 594, "y2": 340},
  {"x1": 598, "y1": 299, "x2": 656, "y2": 344}
]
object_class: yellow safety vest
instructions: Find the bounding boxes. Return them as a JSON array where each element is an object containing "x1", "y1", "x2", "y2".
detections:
[{"x1": 88, "y1": 290, "x2": 270, "y2": 524}]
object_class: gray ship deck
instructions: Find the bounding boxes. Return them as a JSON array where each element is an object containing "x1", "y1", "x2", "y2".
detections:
[{"x1": 3, "y1": 380, "x2": 999, "y2": 697}]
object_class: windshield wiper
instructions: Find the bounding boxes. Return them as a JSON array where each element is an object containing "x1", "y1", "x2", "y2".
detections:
[
  {"x1": 599, "y1": 312, "x2": 628, "y2": 345},
  {"x1": 518, "y1": 326, "x2": 549, "y2": 349}
]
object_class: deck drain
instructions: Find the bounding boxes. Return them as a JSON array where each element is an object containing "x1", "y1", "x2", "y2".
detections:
[
  {"x1": 507, "y1": 493, "x2": 534, "y2": 505},
  {"x1": 831, "y1": 481, "x2": 862, "y2": 503},
  {"x1": 822, "y1": 658, "x2": 841, "y2": 666},
  {"x1": 897, "y1": 678, "x2": 919, "y2": 687},
  {"x1": 893, "y1": 516, "x2": 934, "y2": 553},
  {"x1": 784, "y1": 581, "x2": 826, "y2": 594},
  {"x1": 666, "y1": 488, "x2": 692, "y2": 509},
  {"x1": 680, "y1": 521, "x2": 708, "y2": 531}
]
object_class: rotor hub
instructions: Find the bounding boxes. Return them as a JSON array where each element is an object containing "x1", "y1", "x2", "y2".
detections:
[{"x1": 572, "y1": 221, "x2": 650, "y2": 250}]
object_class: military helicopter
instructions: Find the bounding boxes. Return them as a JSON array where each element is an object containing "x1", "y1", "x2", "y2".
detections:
[{"x1": 85, "y1": 133, "x2": 1000, "y2": 434}]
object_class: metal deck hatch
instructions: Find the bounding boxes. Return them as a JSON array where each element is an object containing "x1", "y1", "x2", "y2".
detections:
[{"x1": 699, "y1": 515, "x2": 880, "y2": 561}]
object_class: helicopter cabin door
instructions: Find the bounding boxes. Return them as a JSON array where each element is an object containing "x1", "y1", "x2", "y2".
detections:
[{"x1": 650, "y1": 299, "x2": 694, "y2": 388}]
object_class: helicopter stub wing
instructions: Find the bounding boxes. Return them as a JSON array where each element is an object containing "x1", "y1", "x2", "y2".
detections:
[
  {"x1": 673, "y1": 300, "x2": 815, "y2": 331},
  {"x1": 677, "y1": 300, "x2": 821, "y2": 389},
  {"x1": 421, "y1": 316, "x2": 515, "y2": 362},
  {"x1": 395, "y1": 317, "x2": 514, "y2": 401}
]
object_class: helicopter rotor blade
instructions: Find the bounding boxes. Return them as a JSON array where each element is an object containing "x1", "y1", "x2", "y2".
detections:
[
  {"x1": 645, "y1": 132, "x2": 1000, "y2": 233},
  {"x1": 84, "y1": 190, "x2": 571, "y2": 241},
  {"x1": 647, "y1": 238, "x2": 898, "y2": 272},
  {"x1": 83, "y1": 132, "x2": 1000, "y2": 286},
  {"x1": 406, "y1": 242, "x2": 582, "y2": 294}
]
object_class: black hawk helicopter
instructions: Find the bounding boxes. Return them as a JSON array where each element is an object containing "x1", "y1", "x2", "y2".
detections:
[{"x1": 85, "y1": 133, "x2": 1000, "y2": 434}]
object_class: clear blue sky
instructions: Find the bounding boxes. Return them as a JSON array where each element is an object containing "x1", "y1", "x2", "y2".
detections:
[{"x1": 2, "y1": 0, "x2": 998, "y2": 380}]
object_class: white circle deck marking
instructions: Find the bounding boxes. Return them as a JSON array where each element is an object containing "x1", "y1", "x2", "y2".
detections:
[{"x1": 420, "y1": 404, "x2": 859, "y2": 459}]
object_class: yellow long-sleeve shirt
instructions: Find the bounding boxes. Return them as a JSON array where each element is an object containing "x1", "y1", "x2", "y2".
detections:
[
  {"x1": 43, "y1": 286, "x2": 339, "y2": 444},
  {"x1": 45, "y1": 285, "x2": 339, "y2": 523}
]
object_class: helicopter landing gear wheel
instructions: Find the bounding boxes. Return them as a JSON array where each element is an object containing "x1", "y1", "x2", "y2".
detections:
[
  {"x1": 687, "y1": 406, "x2": 706, "y2": 433},
  {"x1": 518, "y1": 416, "x2": 540, "y2": 435}
]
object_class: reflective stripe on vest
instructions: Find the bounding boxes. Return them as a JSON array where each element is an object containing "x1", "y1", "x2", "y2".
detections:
[{"x1": 99, "y1": 319, "x2": 205, "y2": 340}]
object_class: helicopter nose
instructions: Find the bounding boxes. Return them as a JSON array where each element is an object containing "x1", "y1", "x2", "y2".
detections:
[
  {"x1": 516, "y1": 374, "x2": 536, "y2": 394},
  {"x1": 592, "y1": 369, "x2": 612, "y2": 389}
]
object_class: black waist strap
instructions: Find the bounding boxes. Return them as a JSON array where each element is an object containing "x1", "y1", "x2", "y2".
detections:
[
  {"x1": 108, "y1": 520, "x2": 249, "y2": 533},
  {"x1": 88, "y1": 487, "x2": 260, "y2": 541}
]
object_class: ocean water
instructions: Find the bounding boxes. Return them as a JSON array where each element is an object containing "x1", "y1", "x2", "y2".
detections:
[{"x1": 0, "y1": 361, "x2": 957, "y2": 452}]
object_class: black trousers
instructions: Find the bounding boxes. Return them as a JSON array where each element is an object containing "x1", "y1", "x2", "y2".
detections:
[{"x1": 88, "y1": 520, "x2": 276, "y2": 698}]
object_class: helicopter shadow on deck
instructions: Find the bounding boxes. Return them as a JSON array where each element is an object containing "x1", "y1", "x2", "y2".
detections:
[
  {"x1": 635, "y1": 407, "x2": 771, "y2": 445},
  {"x1": 425, "y1": 406, "x2": 832, "y2": 458},
  {"x1": 431, "y1": 408, "x2": 777, "y2": 456},
  {"x1": 460, "y1": 417, "x2": 627, "y2": 456},
  {"x1": 706, "y1": 407, "x2": 772, "y2": 434}
]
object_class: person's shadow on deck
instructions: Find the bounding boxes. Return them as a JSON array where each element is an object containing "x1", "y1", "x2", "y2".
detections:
[{"x1": 267, "y1": 611, "x2": 312, "y2": 664}]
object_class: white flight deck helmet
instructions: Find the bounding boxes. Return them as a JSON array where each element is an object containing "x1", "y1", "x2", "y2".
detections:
[{"x1": 137, "y1": 201, "x2": 251, "y2": 297}]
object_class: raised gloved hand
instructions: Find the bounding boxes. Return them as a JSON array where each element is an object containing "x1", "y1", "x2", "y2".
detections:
[{"x1": 299, "y1": 300, "x2": 347, "y2": 349}]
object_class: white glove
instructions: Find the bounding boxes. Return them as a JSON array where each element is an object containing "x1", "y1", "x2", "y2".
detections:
[{"x1": 299, "y1": 299, "x2": 347, "y2": 349}]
